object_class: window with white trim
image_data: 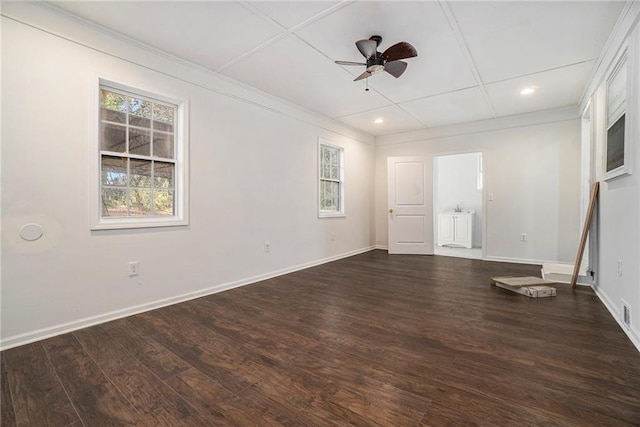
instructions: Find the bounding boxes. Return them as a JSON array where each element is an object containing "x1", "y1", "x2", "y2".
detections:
[
  {"x1": 318, "y1": 142, "x2": 345, "y2": 217},
  {"x1": 93, "y1": 81, "x2": 188, "y2": 229},
  {"x1": 604, "y1": 50, "x2": 628, "y2": 179}
]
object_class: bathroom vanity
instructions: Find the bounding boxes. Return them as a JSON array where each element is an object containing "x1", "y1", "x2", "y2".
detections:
[{"x1": 437, "y1": 210, "x2": 475, "y2": 248}]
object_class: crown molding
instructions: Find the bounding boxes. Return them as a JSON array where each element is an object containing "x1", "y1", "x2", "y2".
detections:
[
  {"x1": 1, "y1": 1, "x2": 375, "y2": 145},
  {"x1": 579, "y1": 0, "x2": 640, "y2": 111},
  {"x1": 375, "y1": 105, "x2": 580, "y2": 147}
]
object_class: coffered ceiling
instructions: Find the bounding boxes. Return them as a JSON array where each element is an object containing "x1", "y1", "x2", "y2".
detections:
[{"x1": 52, "y1": 1, "x2": 626, "y2": 136}]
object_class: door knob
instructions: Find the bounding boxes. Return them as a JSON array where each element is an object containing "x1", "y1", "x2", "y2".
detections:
[{"x1": 389, "y1": 208, "x2": 394, "y2": 213}]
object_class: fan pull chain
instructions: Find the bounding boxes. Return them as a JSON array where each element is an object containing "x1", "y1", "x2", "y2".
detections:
[{"x1": 365, "y1": 78, "x2": 369, "y2": 92}]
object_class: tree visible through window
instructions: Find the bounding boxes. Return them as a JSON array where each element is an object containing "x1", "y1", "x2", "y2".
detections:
[
  {"x1": 319, "y1": 143, "x2": 344, "y2": 216},
  {"x1": 100, "y1": 87, "x2": 177, "y2": 217}
]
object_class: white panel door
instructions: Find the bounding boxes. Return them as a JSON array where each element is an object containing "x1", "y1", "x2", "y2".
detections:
[{"x1": 388, "y1": 157, "x2": 433, "y2": 254}]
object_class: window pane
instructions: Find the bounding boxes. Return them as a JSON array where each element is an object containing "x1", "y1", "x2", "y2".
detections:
[
  {"x1": 154, "y1": 161, "x2": 174, "y2": 189},
  {"x1": 331, "y1": 182, "x2": 340, "y2": 211},
  {"x1": 101, "y1": 123, "x2": 126, "y2": 153},
  {"x1": 320, "y1": 181, "x2": 327, "y2": 210},
  {"x1": 330, "y1": 148, "x2": 338, "y2": 165},
  {"x1": 129, "y1": 128, "x2": 151, "y2": 156},
  {"x1": 323, "y1": 147, "x2": 330, "y2": 164},
  {"x1": 129, "y1": 189, "x2": 152, "y2": 216},
  {"x1": 100, "y1": 90, "x2": 126, "y2": 124},
  {"x1": 153, "y1": 104, "x2": 174, "y2": 132},
  {"x1": 130, "y1": 159, "x2": 152, "y2": 187},
  {"x1": 129, "y1": 97, "x2": 151, "y2": 128},
  {"x1": 101, "y1": 187, "x2": 127, "y2": 216},
  {"x1": 607, "y1": 114, "x2": 625, "y2": 172},
  {"x1": 153, "y1": 132, "x2": 174, "y2": 159},
  {"x1": 330, "y1": 165, "x2": 338, "y2": 180},
  {"x1": 154, "y1": 190, "x2": 174, "y2": 216},
  {"x1": 101, "y1": 156, "x2": 127, "y2": 186},
  {"x1": 322, "y1": 147, "x2": 331, "y2": 178}
]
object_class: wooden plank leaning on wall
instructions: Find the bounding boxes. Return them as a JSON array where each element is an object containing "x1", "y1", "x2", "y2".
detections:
[{"x1": 572, "y1": 182, "x2": 599, "y2": 289}]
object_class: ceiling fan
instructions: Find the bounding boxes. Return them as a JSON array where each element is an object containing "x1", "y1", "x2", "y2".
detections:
[{"x1": 335, "y1": 35, "x2": 418, "y2": 82}]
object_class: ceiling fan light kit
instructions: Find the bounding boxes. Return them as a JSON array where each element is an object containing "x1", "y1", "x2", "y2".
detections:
[{"x1": 335, "y1": 35, "x2": 418, "y2": 86}]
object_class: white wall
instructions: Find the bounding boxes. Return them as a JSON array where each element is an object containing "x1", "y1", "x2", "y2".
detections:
[
  {"x1": 375, "y1": 118, "x2": 582, "y2": 264},
  {"x1": 589, "y1": 19, "x2": 640, "y2": 349},
  {"x1": 0, "y1": 8, "x2": 375, "y2": 348},
  {"x1": 4, "y1": 1, "x2": 637, "y2": 353},
  {"x1": 434, "y1": 152, "x2": 483, "y2": 247}
]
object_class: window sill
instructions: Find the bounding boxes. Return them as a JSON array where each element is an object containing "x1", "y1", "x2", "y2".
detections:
[
  {"x1": 91, "y1": 216, "x2": 188, "y2": 230},
  {"x1": 319, "y1": 212, "x2": 346, "y2": 219},
  {"x1": 603, "y1": 166, "x2": 631, "y2": 182}
]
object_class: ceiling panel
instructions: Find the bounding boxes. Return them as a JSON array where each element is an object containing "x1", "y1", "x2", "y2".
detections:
[
  {"x1": 485, "y1": 61, "x2": 596, "y2": 117},
  {"x1": 248, "y1": 1, "x2": 342, "y2": 29},
  {"x1": 337, "y1": 105, "x2": 425, "y2": 136},
  {"x1": 296, "y1": 1, "x2": 477, "y2": 103},
  {"x1": 48, "y1": 1, "x2": 625, "y2": 136},
  {"x1": 221, "y1": 36, "x2": 391, "y2": 118},
  {"x1": 399, "y1": 87, "x2": 494, "y2": 128},
  {"x1": 450, "y1": 1, "x2": 624, "y2": 83},
  {"x1": 54, "y1": 1, "x2": 282, "y2": 70}
]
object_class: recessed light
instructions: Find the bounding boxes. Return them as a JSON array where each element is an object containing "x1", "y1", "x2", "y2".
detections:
[
  {"x1": 374, "y1": 118, "x2": 384, "y2": 124},
  {"x1": 520, "y1": 87, "x2": 536, "y2": 95}
]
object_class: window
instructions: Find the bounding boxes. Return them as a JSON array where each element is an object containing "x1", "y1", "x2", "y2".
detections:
[
  {"x1": 603, "y1": 50, "x2": 629, "y2": 180},
  {"x1": 92, "y1": 80, "x2": 188, "y2": 229},
  {"x1": 318, "y1": 141, "x2": 345, "y2": 217}
]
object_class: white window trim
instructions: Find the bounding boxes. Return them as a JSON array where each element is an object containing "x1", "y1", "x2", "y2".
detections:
[
  {"x1": 90, "y1": 77, "x2": 190, "y2": 230},
  {"x1": 318, "y1": 139, "x2": 345, "y2": 218},
  {"x1": 602, "y1": 47, "x2": 632, "y2": 181}
]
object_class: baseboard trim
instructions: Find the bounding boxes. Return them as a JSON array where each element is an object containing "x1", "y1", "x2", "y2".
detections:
[
  {"x1": 0, "y1": 246, "x2": 376, "y2": 351},
  {"x1": 591, "y1": 285, "x2": 640, "y2": 353},
  {"x1": 374, "y1": 244, "x2": 389, "y2": 250},
  {"x1": 483, "y1": 255, "x2": 557, "y2": 266}
]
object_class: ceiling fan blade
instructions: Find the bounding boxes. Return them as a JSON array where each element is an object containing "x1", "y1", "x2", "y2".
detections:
[
  {"x1": 384, "y1": 60, "x2": 408, "y2": 78},
  {"x1": 335, "y1": 60, "x2": 367, "y2": 66},
  {"x1": 356, "y1": 39, "x2": 377, "y2": 59},
  {"x1": 382, "y1": 41, "x2": 418, "y2": 62},
  {"x1": 354, "y1": 71, "x2": 372, "y2": 81}
]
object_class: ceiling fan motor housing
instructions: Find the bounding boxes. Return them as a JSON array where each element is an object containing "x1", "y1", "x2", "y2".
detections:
[{"x1": 366, "y1": 55, "x2": 385, "y2": 74}]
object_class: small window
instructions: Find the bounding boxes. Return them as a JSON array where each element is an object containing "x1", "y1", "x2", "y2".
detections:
[
  {"x1": 604, "y1": 51, "x2": 629, "y2": 180},
  {"x1": 318, "y1": 141, "x2": 345, "y2": 217},
  {"x1": 92, "y1": 80, "x2": 189, "y2": 229}
]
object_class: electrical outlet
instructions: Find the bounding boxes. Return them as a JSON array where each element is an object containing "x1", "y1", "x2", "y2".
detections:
[
  {"x1": 521, "y1": 233, "x2": 527, "y2": 242},
  {"x1": 264, "y1": 241, "x2": 270, "y2": 253},
  {"x1": 488, "y1": 193, "x2": 494, "y2": 201},
  {"x1": 617, "y1": 259, "x2": 623, "y2": 277},
  {"x1": 330, "y1": 232, "x2": 335, "y2": 241},
  {"x1": 128, "y1": 261, "x2": 139, "y2": 277}
]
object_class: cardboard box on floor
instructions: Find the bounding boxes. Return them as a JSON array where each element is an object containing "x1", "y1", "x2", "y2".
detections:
[{"x1": 491, "y1": 276, "x2": 557, "y2": 298}]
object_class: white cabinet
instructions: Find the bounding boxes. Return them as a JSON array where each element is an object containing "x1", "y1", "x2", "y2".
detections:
[{"x1": 437, "y1": 211, "x2": 474, "y2": 248}]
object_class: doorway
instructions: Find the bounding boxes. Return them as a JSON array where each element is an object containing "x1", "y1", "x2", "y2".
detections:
[{"x1": 433, "y1": 152, "x2": 483, "y2": 259}]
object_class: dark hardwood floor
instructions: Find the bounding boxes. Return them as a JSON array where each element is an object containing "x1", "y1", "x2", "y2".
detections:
[{"x1": 2, "y1": 250, "x2": 640, "y2": 426}]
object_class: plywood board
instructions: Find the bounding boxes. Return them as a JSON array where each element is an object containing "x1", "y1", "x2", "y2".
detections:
[
  {"x1": 494, "y1": 282, "x2": 557, "y2": 298},
  {"x1": 491, "y1": 276, "x2": 556, "y2": 288},
  {"x1": 572, "y1": 182, "x2": 599, "y2": 288}
]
